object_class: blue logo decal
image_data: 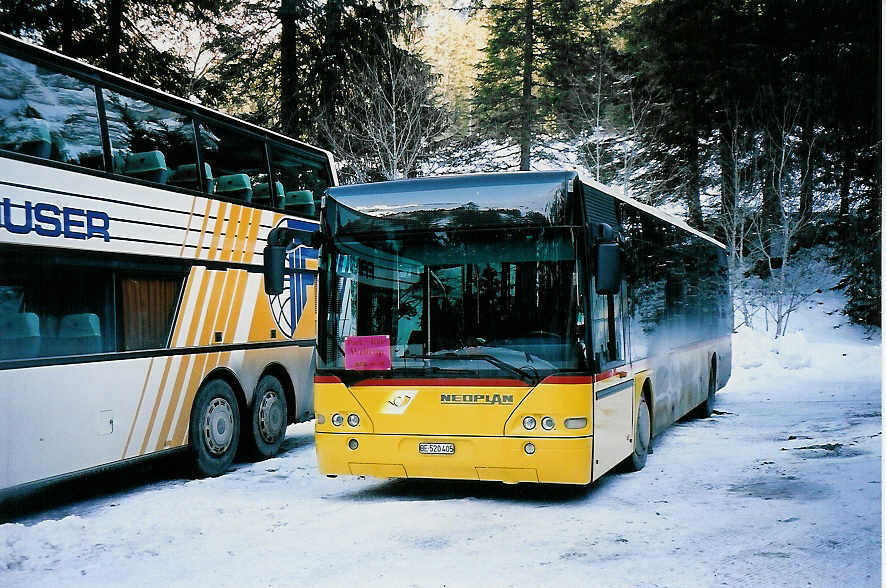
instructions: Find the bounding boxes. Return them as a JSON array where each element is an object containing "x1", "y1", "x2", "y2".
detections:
[{"x1": 268, "y1": 218, "x2": 319, "y2": 338}]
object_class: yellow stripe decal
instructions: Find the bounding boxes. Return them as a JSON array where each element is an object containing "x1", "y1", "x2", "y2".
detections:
[
  {"x1": 169, "y1": 267, "x2": 198, "y2": 347},
  {"x1": 219, "y1": 204, "x2": 240, "y2": 262},
  {"x1": 179, "y1": 196, "x2": 199, "y2": 258},
  {"x1": 122, "y1": 358, "x2": 155, "y2": 459},
  {"x1": 223, "y1": 270, "x2": 247, "y2": 344},
  {"x1": 139, "y1": 356, "x2": 174, "y2": 455},
  {"x1": 242, "y1": 208, "x2": 262, "y2": 264},
  {"x1": 194, "y1": 199, "x2": 213, "y2": 259},
  {"x1": 207, "y1": 202, "x2": 228, "y2": 261},
  {"x1": 155, "y1": 354, "x2": 192, "y2": 451},
  {"x1": 173, "y1": 352, "x2": 221, "y2": 445}
]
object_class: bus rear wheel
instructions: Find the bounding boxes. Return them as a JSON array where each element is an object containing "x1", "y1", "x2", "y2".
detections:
[
  {"x1": 247, "y1": 374, "x2": 288, "y2": 459},
  {"x1": 696, "y1": 362, "x2": 717, "y2": 419},
  {"x1": 189, "y1": 378, "x2": 240, "y2": 477},
  {"x1": 625, "y1": 397, "x2": 651, "y2": 472}
]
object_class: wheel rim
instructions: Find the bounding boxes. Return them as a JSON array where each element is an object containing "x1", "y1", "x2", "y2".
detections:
[
  {"x1": 636, "y1": 403, "x2": 651, "y2": 456},
  {"x1": 257, "y1": 390, "x2": 284, "y2": 444},
  {"x1": 203, "y1": 397, "x2": 235, "y2": 455}
]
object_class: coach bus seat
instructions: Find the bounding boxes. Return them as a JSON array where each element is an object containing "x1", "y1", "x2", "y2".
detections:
[
  {"x1": 170, "y1": 162, "x2": 214, "y2": 192},
  {"x1": 123, "y1": 150, "x2": 169, "y2": 184},
  {"x1": 0, "y1": 117, "x2": 51, "y2": 159},
  {"x1": 0, "y1": 312, "x2": 40, "y2": 360},
  {"x1": 56, "y1": 313, "x2": 102, "y2": 355},
  {"x1": 254, "y1": 181, "x2": 285, "y2": 206},
  {"x1": 216, "y1": 173, "x2": 253, "y2": 202},
  {"x1": 282, "y1": 189, "x2": 315, "y2": 216}
]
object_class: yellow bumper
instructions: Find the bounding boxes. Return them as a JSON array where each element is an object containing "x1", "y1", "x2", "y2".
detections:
[{"x1": 316, "y1": 432, "x2": 593, "y2": 485}]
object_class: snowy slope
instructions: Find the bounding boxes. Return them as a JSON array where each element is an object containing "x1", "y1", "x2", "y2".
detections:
[{"x1": 0, "y1": 291, "x2": 880, "y2": 587}]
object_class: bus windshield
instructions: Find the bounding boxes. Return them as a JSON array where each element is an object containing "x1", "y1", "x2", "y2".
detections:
[{"x1": 321, "y1": 225, "x2": 583, "y2": 381}]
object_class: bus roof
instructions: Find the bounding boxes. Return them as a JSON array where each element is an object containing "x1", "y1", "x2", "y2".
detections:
[
  {"x1": 0, "y1": 32, "x2": 337, "y2": 183},
  {"x1": 326, "y1": 171, "x2": 726, "y2": 249}
]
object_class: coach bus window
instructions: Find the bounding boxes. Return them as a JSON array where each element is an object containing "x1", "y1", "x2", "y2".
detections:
[
  {"x1": 199, "y1": 123, "x2": 268, "y2": 203},
  {"x1": 269, "y1": 144, "x2": 331, "y2": 217},
  {"x1": 0, "y1": 254, "x2": 114, "y2": 360},
  {"x1": 119, "y1": 276, "x2": 181, "y2": 350},
  {"x1": 0, "y1": 52, "x2": 104, "y2": 170},
  {"x1": 104, "y1": 90, "x2": 198, "y2": 188}
]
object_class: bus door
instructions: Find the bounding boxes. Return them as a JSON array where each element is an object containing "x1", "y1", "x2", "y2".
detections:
[{"x1": 590, "y1": 277, "x2": 633, "y2": 480}]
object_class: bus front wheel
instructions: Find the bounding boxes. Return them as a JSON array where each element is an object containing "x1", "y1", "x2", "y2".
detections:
[
  {"x1": 625, "y1": 397, "x2": 651, "y2": 472},
  {"x1": 247, "y1": 374, "x2": 288, "y2": 459},
  {"x1": 189, "y1": 378, "x2": 241, "y2": 477}
]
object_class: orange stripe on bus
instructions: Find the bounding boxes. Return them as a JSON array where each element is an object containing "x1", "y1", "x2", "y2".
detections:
[
  {"x1": 219, "y1": 204, "x2": 240, "y2": 262},
  {"x1": 194, "y1": 199, "x2": 213, "y2": 259},
  {"x1": 169, "y1": 267, "x2": 198, "y2": 346},
  {"x1": 232, "y1": 205, "x2": 251, "y2": 263},
  {"x1": 179, "y1": 196, "x2": 199, "y2": 258},
  {"x1": 200, "y1": 270, "x2": 228, "y2": 346},
  {"x1": 223, "y1": 270, "x2": 247, "y2": 343},
  {"x1": 184, "y1": 270, "x2": 211, "y2": 348},
  {"x1": 122, "y1": 358, "x2": 155, "y2": 459},
  {"x1": 170, "y1": 352, "x2": 209, "y2": 450},
  {"x1": 155, "y1": 354, "x2": 193, "y2": 451},
  {"x1": 242, "y1": 208, "x2": 262, "y2": 264},
  {"x1": 207, "y1": 202, "x2": 228, "y2": 261},
  {"x1": 173, "y1": 351, "x2": 221, "y2": 445},
  {"x1": 139, "y1": 356, "x2": 174, "y2": 455},
  {"x1": 213, "y1": 270, "x2": 239, "y2": 341}
]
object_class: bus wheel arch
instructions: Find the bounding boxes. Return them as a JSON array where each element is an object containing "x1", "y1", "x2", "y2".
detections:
[
  {"x1": 244, "y1": 364, "x2": 293, "y2": 460},
  {"x1": 642, "y1": 378, "x2": 654, "y2": 449},
  {"x1": 189, "y1": 371, "x2": 244, "y2": 478},
  {"x1": 624, "y1": 386, "x2": 652, "y2": 472},
  {"x1": 696, "y1": 355, "x2": 718, "y2": 419}
]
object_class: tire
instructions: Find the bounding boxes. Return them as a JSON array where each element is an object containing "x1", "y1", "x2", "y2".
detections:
[
  {"x1": 696, "y1": 363, "x2": 717, "y2": 419},
  {"x1": 247, "y1": 374, "x2": 288, "y2": 459},
  {"x1": 625, "y1": 397, "x2": 651, "y2": 472},
  {"x1": 189, "y1": 378, "x2": 240, "y2": 477}
]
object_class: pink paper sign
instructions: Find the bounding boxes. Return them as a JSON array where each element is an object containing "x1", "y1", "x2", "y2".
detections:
[{"x1": 344, "y1": 335, "x2": 392, "y2": 371}]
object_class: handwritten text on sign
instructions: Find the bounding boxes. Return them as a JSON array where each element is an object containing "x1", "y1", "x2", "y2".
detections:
[{"x1": 344, "y1": 335, "x2": 392, "y2": 371}]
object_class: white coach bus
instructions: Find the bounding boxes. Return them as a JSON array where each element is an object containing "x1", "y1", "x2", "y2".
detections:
[{"x1": 0, "y1": 32, "x2": 334, "y2": 496}]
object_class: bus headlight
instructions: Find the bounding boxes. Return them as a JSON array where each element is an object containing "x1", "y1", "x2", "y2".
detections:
[
  {"x1": 524, "y1": 442, "x2": 536, "y2": 455},
  {"x1": 347, "y1": 413, "x2": 360, "y2": 427},
  {"x1": 541, "y1": 416, "x2": 555, "y2": 430},
  {"x1": 564, "y1": 417, "x2": 587, "y2": 429},
  {"x1": 331, "y1": 413, "x2": 344, "y2": 427},
  {"x1": 522, "y1": 416, "x2": 536, "y2": 430},
  {"x1": 348, "y1": 438, "x2": 359, "y2": 450}
]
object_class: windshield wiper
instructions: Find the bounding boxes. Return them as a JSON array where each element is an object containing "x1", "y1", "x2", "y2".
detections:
[{"x1": 404, "y1": 352, "x2": 538, "y2": 385}]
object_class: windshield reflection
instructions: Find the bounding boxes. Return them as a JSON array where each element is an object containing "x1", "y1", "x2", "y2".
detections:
[{"x1": 321, "y1": 226, "x2": 582, "y2": 381}]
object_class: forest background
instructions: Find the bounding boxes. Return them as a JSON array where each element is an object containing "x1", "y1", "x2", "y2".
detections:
[{"x1": 1, "y1": 0, "x2": 880, "y2": 331}]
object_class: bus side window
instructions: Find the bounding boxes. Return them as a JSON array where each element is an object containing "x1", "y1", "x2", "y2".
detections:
[
  {"x1": 270, "y1": 144, "x2": 330, "y2": 218},
  {"x1": 590, "y1": 277, "x2": 624, "y2": 371},
  {"x1": 0, "y1": 52, "x2": 104, "y2": 170},
  {"x1": 119, "y1": 276, "x2": 182, "y2": 350},
  {"x1": 198, "y1": 123, "x2": 268, "y2": 202},
  {"x1": 104, "y1": 89, "x2": 197, "y2": 188}
]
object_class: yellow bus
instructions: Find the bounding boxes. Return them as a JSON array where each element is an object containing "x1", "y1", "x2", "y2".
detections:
[
  {"x1": 267, "y1": 171, "x2": 732, "y2": 485},
  {"x1": 0, "y1": 32, "x2": 334, "y2": 496}
]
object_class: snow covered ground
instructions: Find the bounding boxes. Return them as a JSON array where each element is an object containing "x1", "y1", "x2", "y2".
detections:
[{"x1": 1, "y1": 290, "x2": 881, "y2": 587}]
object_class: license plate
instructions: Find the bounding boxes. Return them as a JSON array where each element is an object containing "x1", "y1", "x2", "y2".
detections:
[{"x1": 419, "y1": 442, "x2": 455, "y2": 455}]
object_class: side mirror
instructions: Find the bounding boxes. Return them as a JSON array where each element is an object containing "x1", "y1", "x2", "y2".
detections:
[
  {"x1": 263, "y1": 227, "x2": 323, "y2": 295},
  {"x1": 263, "y1": 245, "x2": 287, "y2": 295},
  {"x1": 595, "y1": 242, "x2": 621, "y2": 295}
]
